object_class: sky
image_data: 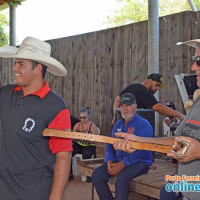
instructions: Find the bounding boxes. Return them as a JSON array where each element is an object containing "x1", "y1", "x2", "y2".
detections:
[{"x1": 3, "y1": 0, "x2": 119, "y2": 45}]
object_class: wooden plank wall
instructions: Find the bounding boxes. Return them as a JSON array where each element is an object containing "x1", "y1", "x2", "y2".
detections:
[
  {"x1": 0, "y1": 58, "x2": 13, "y2": 85},
  {"x1": 0, "y1": 11, "x2": 200, "y2": 135}
]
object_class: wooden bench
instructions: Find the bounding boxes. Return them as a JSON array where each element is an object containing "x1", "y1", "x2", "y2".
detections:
[{"x1": 77, "y1": 157, "x2": 178, "y2": 200}]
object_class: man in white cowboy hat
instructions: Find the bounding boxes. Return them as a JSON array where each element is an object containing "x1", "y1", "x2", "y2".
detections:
[
  {"x1": 113, "y1": 39, "x2": 200, "y2": 200},
  {"x1": 0, "y1": 37, "x2": 72, "y2": 200}
]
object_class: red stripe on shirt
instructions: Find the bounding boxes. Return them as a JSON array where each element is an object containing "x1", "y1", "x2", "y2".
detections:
[
  {"x1": 48, "y1": 109, "x2": 73, "y2": 154},
  {"x1": 187, "y1": 119, "x2": 200, "y2": 125},
  {"x1": 14, "y1": 81, "x2": 50, "y2": 99}
]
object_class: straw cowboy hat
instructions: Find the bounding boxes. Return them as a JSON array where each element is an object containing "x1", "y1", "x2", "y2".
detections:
[
  {"x1": 177, "y1": 39, "x2": 200, "y2": 49},
  {"x1": 0, "y1": 36, "x2": 67, "y2": 76}
]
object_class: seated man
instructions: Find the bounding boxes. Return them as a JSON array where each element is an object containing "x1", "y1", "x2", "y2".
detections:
[{"x1": 92, "y1": 93, "x2": 153, "y2": 200}]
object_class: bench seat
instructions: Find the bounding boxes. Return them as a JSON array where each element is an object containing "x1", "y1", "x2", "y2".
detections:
[{"x1": 77, "y1": 157, "x2": 178, "y2": 200}]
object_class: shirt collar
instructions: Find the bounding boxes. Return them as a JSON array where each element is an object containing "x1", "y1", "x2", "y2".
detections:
[{"x1": 14, "y1": 81, "x2": 50, "y2": 99}]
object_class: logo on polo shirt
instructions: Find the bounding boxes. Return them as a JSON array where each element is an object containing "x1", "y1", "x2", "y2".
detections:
[
  {"x1": 23, "y1": 118, "x2": 35, "y2": 133},
  {"x1": 127, "y1": 127, "x2": 134, "y2": 134}
]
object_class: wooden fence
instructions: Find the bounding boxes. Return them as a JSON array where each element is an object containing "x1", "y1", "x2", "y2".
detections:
[{"x1": 0, "y1": 11, "x2": 200, "y2": 135}]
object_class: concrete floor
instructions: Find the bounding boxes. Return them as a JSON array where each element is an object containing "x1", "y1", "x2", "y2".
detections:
[{"x1": 62, "y1": 177, "x2": 94, "y2": 200}]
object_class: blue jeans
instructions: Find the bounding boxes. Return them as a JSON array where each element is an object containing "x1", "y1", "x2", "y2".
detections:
[
  {"x1": 160, "y1": 185, "x2": 183, "y2": 200},
  {"x1": 92, "y1": 161, "x2": 149, "y2": 200}
]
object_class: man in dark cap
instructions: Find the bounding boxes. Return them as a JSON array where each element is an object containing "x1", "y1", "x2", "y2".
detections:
[
  {"x1": 92, "y1": 93, "x2": 153, "y2": 200},
  {"x1": 112, "y1": 73, "x2": 184, "y2": 125}
]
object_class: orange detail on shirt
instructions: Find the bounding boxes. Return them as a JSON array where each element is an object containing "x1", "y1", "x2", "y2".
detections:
[
  {"x1": 127, "y1": 127, "x2": 134, "y2": 134},
  {"x1": 48, "y1": 109, "x2": 73, "y2": 154},
  {"x1": 187, "y1": 119, "x2": 200, "y2": 125}
]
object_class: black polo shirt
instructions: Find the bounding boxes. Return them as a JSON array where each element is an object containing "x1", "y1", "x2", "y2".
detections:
[
  {"x1": 0, "y1": 83, "x2": 71, "y2": 200},
  {"x1": 119, "y1": 83, "x2": 158, "y2": 108}
]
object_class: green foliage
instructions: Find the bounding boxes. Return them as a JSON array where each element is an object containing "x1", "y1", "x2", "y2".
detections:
[
  {"x1": 194, "y1": 0, "x2": 200, "y2": 10},
  {"x1": 0, "y1": 13, "x2": 9, "y2": 46},
  {"x1": 106, "y1": 0, "x2": 148, "y2": 27},
  {"x1": 105, "y1": 0, "x2": 200, "y2": 27}
]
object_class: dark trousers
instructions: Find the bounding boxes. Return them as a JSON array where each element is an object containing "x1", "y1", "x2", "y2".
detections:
[
  {"x1": 92, "y1": 161, "x2": 149, "y2": 200},
  {"x1": 159, "y1": 185, "x2": 183, "y2": 200},
  {"x1": 70, "y1": 143, "x2": 96, "y2": 174}
]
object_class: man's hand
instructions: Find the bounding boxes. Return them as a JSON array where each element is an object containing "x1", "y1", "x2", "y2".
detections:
[
  {"x1": 49, "y1": 151, "x2": 71, "y2": 200},
  {"x1": 177, "y1": 113, "x2": 185, "y2": 122},
  {"x1": 107, "y1": 160, "x2": 113, "y2": 175},
  {"x1": 107, "y1": 161, "x2": 125, "y2": 176},
  {"x1": 115, "y1": 132, "x2": 139, "y2": 141},
  {"x1": 167, "y1": 136, "x2": 200, "y2": 162},
  {"x1": 113, "y1": 139, "x2": 136, "y2": 153},
  {"x1": 107, "y1": 160, "x2": 113, "y2": 167}
]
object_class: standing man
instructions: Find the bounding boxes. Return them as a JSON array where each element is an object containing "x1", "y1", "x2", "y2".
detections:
[
  {"x1": 0, "y1": 37, "x2": 72, "y2": 200},
  {"x1": 112, "y1": 73, "x2": 184, "y2": 125},
  {"x1": 92, "y1": 93, "x2": 153, "y2": 200},
  {"x1": 113, "y1": 39, "x2": 200, "y2": 200}
]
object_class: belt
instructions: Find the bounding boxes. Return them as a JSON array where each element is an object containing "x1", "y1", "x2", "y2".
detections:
[{"x1": 43, "y1": 129, "x2": 171, "y2": 154}]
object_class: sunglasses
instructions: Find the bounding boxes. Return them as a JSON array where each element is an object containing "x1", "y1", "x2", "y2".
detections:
[
  {"x1": 79, "y1": 117, "x2": 86, "y2": 119},
  {"x1": 192, "y1": 56, "x2": 200, "y2": 66}
]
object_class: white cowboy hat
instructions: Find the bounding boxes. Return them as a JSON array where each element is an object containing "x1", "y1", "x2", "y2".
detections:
[
  {"x1": 0, "y1": 36, "x2": 67, "y2": 76},
  {"x1": 177, "y1": 39, "x2": 200, "y2": 49}
]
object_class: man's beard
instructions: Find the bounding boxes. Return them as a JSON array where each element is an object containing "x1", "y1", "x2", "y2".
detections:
[
  {"x1": 148, "y1": 86, "x2": 156, "y2": 94},
  {"x1": 121, "y1": 113, "x2": 134, "y2": 121}
]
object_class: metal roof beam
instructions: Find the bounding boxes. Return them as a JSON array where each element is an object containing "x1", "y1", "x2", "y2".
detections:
[
  {"x1": 148, "y1": 0, "x2": 159, "y2": 136},
  {"x1": 9, "y1": 4, "x2": 16, "y2": 46},
  {"x1": 188, "y1": 0, "x2": 198, "y2": 12}
]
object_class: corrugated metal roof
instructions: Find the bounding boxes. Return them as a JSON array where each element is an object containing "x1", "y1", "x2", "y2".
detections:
[{"x1": 0, "y1": 0, "x2": 26, "y2": 11}]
